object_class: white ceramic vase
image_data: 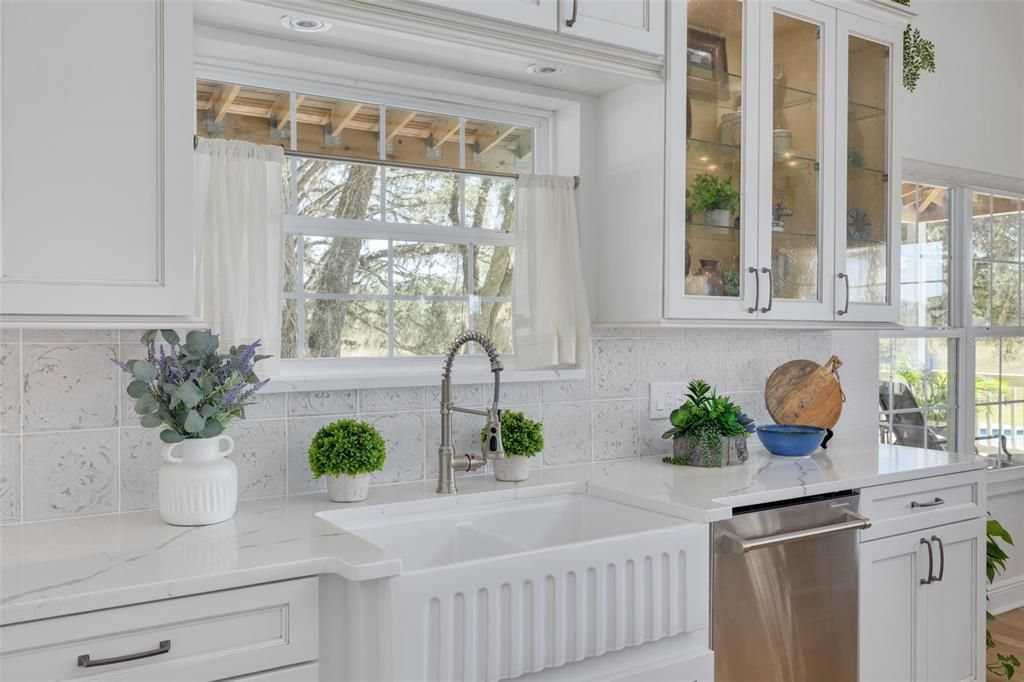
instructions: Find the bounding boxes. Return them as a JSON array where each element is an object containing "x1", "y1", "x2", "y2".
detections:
[
  {"x1": 327, "y1": 473, "x2": 370, "y2": 503},
  {"x1": 493, "y1": 456, "x2": 531, "y2": 482},
  {"x1": 159, "y1": 434, "x2": 237, "y2": 526},
  {"x1": 704, "y1": 209, "x2": 732, "y2": 227}
]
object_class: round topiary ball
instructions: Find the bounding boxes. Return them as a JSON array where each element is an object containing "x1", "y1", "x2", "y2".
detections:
[
  {"x1": 481, "y1": 410, "x2": 544, "y2": 457},
  {"x1": 308, "y1": 419, "x2": 386, "y2": 478}
]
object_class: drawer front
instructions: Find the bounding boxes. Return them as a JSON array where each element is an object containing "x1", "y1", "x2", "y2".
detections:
[
  {"x1": 0, "y1": 578, "x2": 318, "y2": 682},
  {"x1": 859, "y1": 471, "x2": 985, "y2": 541}
]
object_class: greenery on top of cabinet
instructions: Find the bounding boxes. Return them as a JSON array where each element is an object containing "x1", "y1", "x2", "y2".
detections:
[{"x1": 891, "y1": 0, "x2": 936, "y2": 92}]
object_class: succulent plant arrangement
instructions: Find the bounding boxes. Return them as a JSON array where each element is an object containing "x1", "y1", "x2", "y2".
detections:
[
  {"x1": 481, "y1": 410, "x2": 544, "y2": 458},
  {"x1": 113, "y1": 330, "x2": 269, "y2": 444},
  {"x1": 308, "y1": 419, "x2": 387, "y2": 478},
  {"x1": 662, "y1": 379, "x2": 756, "y2": 467}
]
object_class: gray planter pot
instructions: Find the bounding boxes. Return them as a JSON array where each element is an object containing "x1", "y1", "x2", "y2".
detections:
[{"x1": 671, "y1": 434, "x2": 749, "y2": 467}]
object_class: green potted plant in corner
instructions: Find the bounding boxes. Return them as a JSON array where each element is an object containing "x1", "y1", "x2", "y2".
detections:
[
  {"x1": 987, "y1": 516, "x2": 1020, "y2": 679},
  {"x1": 661, "y1": 379, "x2": 756, "y2": 468},
  {"x1": 690, "y1": 173, "x2": 740, "y2": 227},
  {"x1": 483, "y1": 411, "x2": 543, "y2": 482},
  {"x1": 308, "y1": 419, "x2": 387, "y2": 502}
]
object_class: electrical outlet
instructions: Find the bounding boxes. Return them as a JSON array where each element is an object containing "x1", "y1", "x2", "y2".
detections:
[{"x1": 649, "y1": 382, "x2": 689, "y2": 419}]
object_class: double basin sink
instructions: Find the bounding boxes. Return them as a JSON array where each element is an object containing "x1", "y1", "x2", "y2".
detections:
[{"x1": 318, "y1": 487, "x2": 708, "y2": 681}]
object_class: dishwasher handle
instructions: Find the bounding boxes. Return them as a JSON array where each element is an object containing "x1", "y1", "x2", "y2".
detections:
[{"x1": 719, "y1": 510, "x2": 871, "y2": 554}]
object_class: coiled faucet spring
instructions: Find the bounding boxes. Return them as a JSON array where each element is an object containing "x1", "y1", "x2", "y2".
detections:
[{"x1": 437, "y1": 331, "x2": 505, "y2": 495}]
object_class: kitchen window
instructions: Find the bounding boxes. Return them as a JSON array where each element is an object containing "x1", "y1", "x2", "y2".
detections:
[
  {"x1": 196, "y1": 79, "x2": 541, "y2": 363},
  {"x1": 970, "y1": 191, "x2": 1024, "y2": 458},
  {"x1": 881, "y1": 177, "x2": 1024, "y2": 460},
  {"x1": 879, "y1": 182, "x2": 959, "y2": 451}
]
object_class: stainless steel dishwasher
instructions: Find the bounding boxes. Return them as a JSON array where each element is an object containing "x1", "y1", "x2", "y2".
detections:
[{"x1": 711, "y1": 492, "x2": 871, "y2": 682}]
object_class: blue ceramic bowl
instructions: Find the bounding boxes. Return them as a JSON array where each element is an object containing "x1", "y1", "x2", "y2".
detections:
[{"x1": 756, "y1": 424, "x2": 826, "y2": 457}]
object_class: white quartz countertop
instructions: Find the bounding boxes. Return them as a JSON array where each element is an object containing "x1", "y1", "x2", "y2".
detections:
[{"x1": 0, "y1": 441, "x2": 985, "y2": 625}]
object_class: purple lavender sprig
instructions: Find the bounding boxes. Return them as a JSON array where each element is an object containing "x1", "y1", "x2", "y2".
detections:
[{"x1": 111, "y1": 329, "x2": 271, "y2": 444}]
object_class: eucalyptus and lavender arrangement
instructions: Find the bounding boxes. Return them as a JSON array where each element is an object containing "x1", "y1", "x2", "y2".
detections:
[{"x1": 114, "y1": 329, "x2": 270, "y2": 444}]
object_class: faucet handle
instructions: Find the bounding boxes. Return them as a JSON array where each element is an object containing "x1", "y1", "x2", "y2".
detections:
[{"x1": 483, "y1": 409, "x2": 505, "y2": 459}]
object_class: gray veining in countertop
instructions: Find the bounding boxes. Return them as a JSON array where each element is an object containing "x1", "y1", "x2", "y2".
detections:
[{"x1": 0, "y1": 440, "x2": 985, "y2": 624}]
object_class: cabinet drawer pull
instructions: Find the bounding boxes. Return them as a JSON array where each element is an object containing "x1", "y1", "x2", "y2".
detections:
[
  {"x1": 919, "y1": 538, "x2": 933, "y2": 585},
  {"x1": 78, "y1": 640, "x2": 171, "y2": 668},
  {"x1": 747, "y1": 266, "x2": 759, "y2": 313},
  {"x1": 566, "y1": 0, "x2": 578, "y2": 26},
  {"x1": 837, "y1": 272, "x2": 850, "y2": 316},
  {"x1": 910, "y1": 497, "x2": 945, "y2": 508}
]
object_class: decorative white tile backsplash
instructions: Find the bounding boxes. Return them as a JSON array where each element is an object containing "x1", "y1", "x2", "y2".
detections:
[
  {"x1": 0, "y1": 327, "x2": 873, "y2": 523},
  {"x1": 22, "y1": 429, "x2": 118, "y2": 521},
  {"x1": 22, "y1": 344, "x2": 119, "y2": 432}
]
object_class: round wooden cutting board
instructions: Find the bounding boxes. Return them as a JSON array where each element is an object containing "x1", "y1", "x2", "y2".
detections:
[{"x1": 764, "y1": 355, "x2": 845, "y2": 430}]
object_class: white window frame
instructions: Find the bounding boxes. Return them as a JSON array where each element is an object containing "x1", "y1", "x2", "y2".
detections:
[
  {"x1": 194, "y1": 64, "x2": 585, "y2": 389},
  {"x1": 886, "y1": 160, "x2": 1024, "y2": 456},
  {"x1": 882, "y1": 179, "x2": 965, "y2": 452},
  {"x1": 961, "y1": 184, "x2": 1024, "y2": 459}
]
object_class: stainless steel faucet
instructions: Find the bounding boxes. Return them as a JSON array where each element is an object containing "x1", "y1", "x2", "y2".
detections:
[{"x1": 437, "y1": 331, "x2": 505, "y2": 495}]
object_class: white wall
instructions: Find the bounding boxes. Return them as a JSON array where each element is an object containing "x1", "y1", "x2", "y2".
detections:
[{"x1": 900, "y1": 0, "x2": 1024, "y2": 179}]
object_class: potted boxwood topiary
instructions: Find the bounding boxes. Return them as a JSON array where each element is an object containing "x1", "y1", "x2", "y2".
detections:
[
  {"x1": 308, "y1": 419, "x2": 386, "y2": 502},
  {"x1": 661, "y1": 380, "x2": 756, "y2": 467},
  {"x1": 482, "y1": 410, "x2": 543, "y2": 482},
  {"x1": 690, "y1": 173, "x2": 740, "y2": 227}
]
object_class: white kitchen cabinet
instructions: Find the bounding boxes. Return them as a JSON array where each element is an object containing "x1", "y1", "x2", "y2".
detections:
[
  {"x1": 0, "y1": 0, "x2": 194, "y2": 318},
  {"x1": 406, "y1": 0, "x2": 558, "y2": 31},
  {"x1": 0, "y1": 578, "x2": 319, "y2": 681},
  {"x1": 860, "y1": 518, "x2": 986, "y2": 682},
  {"x1": 595, "y1": 0, "x2": 910, "y2": 325},
  {"x1": 664, "y1": 0, "x2": 905, "y2": 323},
  {"x1": 559, "y1": 0, "x2": 666, "y2": 54}
]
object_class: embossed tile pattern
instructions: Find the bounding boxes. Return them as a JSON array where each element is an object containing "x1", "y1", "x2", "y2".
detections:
[
  {"x1": 22, "y1": 344, "x2": 119, "y2": 432},
  {"x1": 593, "y1": 400, "x2": 639, "y2": 461},
  {"x1": 22, "y1": 430, "x2": 118, "y2": 520},
  {"x1": 0, "y1": 344, "x2": 20, "y2": 434},
  {"x1": 0, "y1": 435, "x2": 20, "y2": 522},
  {"x1": 3, "y1": 327, "x2": 848, "y2": 521}
]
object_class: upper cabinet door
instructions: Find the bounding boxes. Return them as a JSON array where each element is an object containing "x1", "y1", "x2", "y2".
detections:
[
  {"x1": 559, "y1": 0, "x2": 666, "y2": 54},
  {"x1": 835, "y1": 11, "x2": 902, "y2": 323},
  {"x1": 0, "y1": 0, "x2": 194, "y2": 317},
  {"x1": 407, "y1": 0, "x2": 558, "y2": 31},
  {"x1": 757, "y1": 1, "x2": 836, "y2": 321},
  {"x1": 665, "y1": 0, "x2": 760, "y2": 320}
]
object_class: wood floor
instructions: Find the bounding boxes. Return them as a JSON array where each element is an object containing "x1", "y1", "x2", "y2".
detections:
[{"x1": 989, "y1": 607, "x2": 1024, "y2": 681}]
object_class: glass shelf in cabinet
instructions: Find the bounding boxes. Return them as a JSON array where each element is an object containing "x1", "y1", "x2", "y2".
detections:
[
  {"x1": 771, "y1": 228, "x2": 818, "y2": 239},
  {"x1": 774, "y1": 150, "x2": 819, "y2": 171},
  {"x1": 849, "y1": 100, "x2": 886, "y2": 122},
  {"x1": 687, "y1": 66, "x2": 742, "y2": 107},
  {"x1": 773, "y1": 83, "x2": 818, "y2": 110},
  {"x1": 687, "y1": 220, "x2": 741, "y2": 232},
  {"x1": 848, "y1": 164, "x2": 887, "y2": 179}
]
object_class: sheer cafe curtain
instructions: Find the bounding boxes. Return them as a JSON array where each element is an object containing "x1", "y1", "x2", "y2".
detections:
[
  {"x1": 193, "y1": 138, "x2": 285, "y2": 374},
  {"x1": 511, "y1": 174, "x2": 591, "y2": 370}
]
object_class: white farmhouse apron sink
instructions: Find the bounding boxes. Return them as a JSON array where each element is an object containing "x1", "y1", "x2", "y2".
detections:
[{"x1": 318, "y1": 486, "x2": 708, "y2": 681}]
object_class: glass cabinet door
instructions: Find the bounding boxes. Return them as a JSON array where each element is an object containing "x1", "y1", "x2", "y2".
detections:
[
  {"x1": 760, "y1": 2, "x2": 834, "y2": 320},
  {"x1": 837, "y1": 14, "x2": 900, "y2": 322},
  {"x1": 678, "y1": 0, "x2": 755, "y2": 314}
]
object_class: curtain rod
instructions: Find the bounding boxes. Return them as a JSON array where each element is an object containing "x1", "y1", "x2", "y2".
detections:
[{"x1": 192, "y1": 135, "x2": 580, "y2": 189}]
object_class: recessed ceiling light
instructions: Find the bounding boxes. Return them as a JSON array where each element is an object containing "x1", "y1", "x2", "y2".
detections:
[
  {"x1": 526, "y1": 64, "x2": 563, "y2": 76},
  {"x1": 280, "y1": 15, "x2": 332, "y2": 33}
]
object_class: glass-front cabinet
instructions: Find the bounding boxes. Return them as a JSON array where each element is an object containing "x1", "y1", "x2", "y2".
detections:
[
  {"x1": 665, "y1": 0, "x2": 904, "y2": 323},
  {"x1": 835, "y1": 12, "x2": 902, "y2": 323}
]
